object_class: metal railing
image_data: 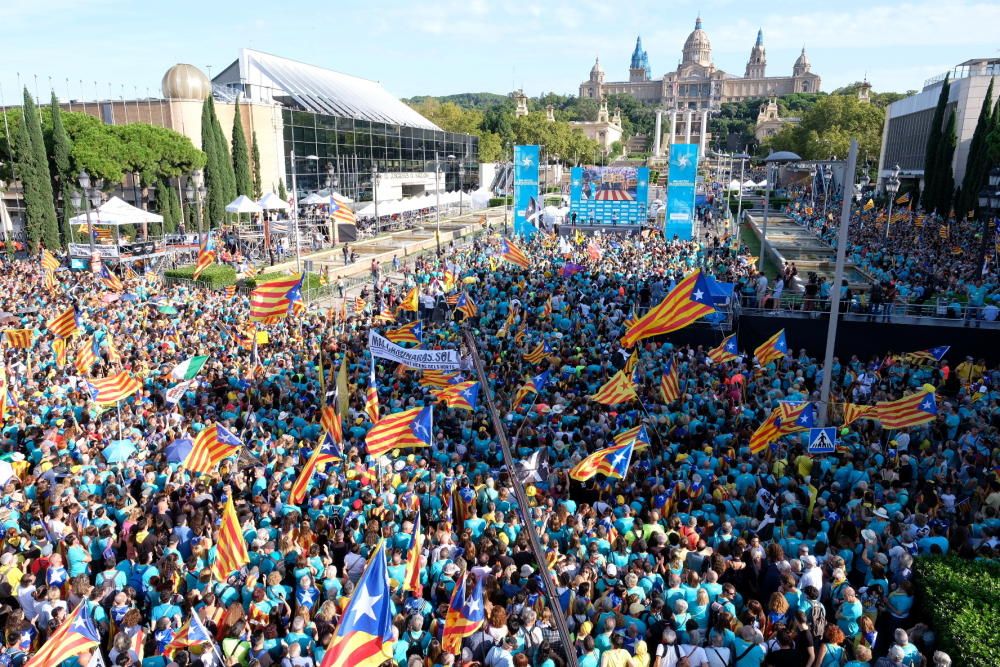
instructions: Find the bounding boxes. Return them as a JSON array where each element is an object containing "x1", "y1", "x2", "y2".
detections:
[{"x1": 735, "y1": 293, "x2": 1000, "y2": 326}]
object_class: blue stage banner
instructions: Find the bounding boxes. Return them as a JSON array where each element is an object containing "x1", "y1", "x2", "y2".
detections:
[
  {"x1": 665, "y1": 143, "x2": 699, "y2": 240},
  {"x1": 513, "y1": 145, "x2": 540, "y2": 238},
  {"x1": 570, "y1": 167, "x2": 583, "y2": 207}
]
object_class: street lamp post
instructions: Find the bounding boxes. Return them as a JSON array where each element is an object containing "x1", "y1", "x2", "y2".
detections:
[
  {"x1": 758, "y1": 151, "x2": 801, "y2": 273},
  {"x1": 185, "y1": 170, "x2": 206, "y2": 235},
  {"x1": 71, "y1": 171, "x2": 104, "y2": 271},
  {"x1": 434, "y1": 153, "x2": 442, "y2": 254},
  {"x1": 734, "y1": 152, "x2": 748, "y2": 237},
  {"x1": 884, "y1": 164, "x2": 901, "y2": 239},
  {"x1": 325, "y1": 163, "x2": 338, "y2": 246},
  {"x1": 809, "y1": 165, "x2": 817, "y2": 211},
  {"x1": 372, "y1": 163, "x2": 379, "y2": 236},
  {"x1": 458, "y1": 161, "x2": 465, "y2": 218},
  {"x1": 975, "y1": 166, "x2": 1000, "y2": 283},
  {"x1": 821, "y1": 164, "x2": 833, "y2": 218},
  {"x1": 289, "y1": 152, "x2": 319, "y2": 273}
]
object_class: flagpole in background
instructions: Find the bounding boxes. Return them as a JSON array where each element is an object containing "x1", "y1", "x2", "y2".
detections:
[
  {"x1": 818, "y1": 139, "x2": 858, "y2": 427},
  {"x1": 462, "y1": 328, "x2": 578, "y2": 667}
]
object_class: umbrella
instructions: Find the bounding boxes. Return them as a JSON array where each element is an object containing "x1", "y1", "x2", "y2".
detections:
[
  {"x1": 158, "y1": 305, "x2": 179, "y2": 315},
  {"x1": 103, "y1": 440, "x2": 137, "y2": 464},
  {"x1": 121, "y1": 293, "x2": 138, "y2": 302},
  {"x1": 165, "y1": 438, "x2": 193, "y2": 463},
  {"x1": 102, "y1": 293, "x2": 121, "y2": 304},
  {"x1": 300, "y1": 193, "x2": 326, "y2": 205}
]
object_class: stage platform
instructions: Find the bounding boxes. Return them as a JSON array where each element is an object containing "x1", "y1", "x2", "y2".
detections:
[{"x1": 556, "y1": 223, "x2": 644, "y2": 236}]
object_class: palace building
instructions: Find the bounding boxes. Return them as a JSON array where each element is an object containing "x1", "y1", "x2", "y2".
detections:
[{"x1": 579, "y1": 18, "x2": 822, "y2": 109}]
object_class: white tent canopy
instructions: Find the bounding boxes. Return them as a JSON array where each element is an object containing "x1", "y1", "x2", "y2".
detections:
[
  {"x1": 299, "y1": 193, "x2": 326, "y2": 205},
  {"x1": 258, "y1": 193, "x2": 290, "y2": 211},
  {"x1": 225, "y1": 195, "x2": 263, "y2": 214},
  {"x1": 69, "y1": 196, "x2": 164, "y2": 226},
  {"x1": 728, "y1": 179, "x2": 742, "y2": 191}
]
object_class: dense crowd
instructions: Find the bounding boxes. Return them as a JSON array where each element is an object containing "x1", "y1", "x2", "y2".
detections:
[
  {"x1": 783, "y1": 199, "x2": 999, "y2": 319},
  {"x1": 0, "y1": 228, "x2": 996, "y2": 667}
]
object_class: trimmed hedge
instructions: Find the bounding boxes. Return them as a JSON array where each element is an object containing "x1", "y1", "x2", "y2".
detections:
[
  {"x1": 914, "y1": 555, "x2": 1000, "y2": 667},
  {"x1": 164, "y1": 264, "x2": 237, "y2": 289},
  {"x1": 246, "y1": 272, "x2": 323, "y2": 291},
  {"x1": 488, "y1": 196, "x2": 512, "y2": 207}
]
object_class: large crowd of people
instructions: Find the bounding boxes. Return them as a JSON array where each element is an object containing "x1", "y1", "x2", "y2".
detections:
[{"x1": 0, "y1": 227, "x2": 995, "y2": 667}]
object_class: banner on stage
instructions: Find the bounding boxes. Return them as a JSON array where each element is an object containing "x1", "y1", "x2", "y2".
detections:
[
  {"x1": 569, "y1": 166, "x2": 649, "y2": 225},
  {"x1": 513, "y1": 145, "x2": 540, "y2": 238},
  {"x1": 665, "y1": 143, "x2": 699, "y2": 240},
  {"x1": 368, "y1": 331, "x2": 461, "y2": 370}
]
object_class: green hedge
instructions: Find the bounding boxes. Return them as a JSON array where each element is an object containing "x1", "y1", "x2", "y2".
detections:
[
  {"x1": 164, "y1": 264, "x2": 237, "y2": 289},
  {"x1": 488, "y1": 196, "x2": 512, "y2": 207},
  {"x1": 914, "y1": 556, "x2": 1000, "y2": 667}
]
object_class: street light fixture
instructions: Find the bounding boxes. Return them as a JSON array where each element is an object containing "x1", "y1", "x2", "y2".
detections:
[
  {"x1": 325, "y1": 163, "x2": 339, "y2": 246},
  {"x1": 975, "y1": 166, "x2": 1000, "y2": 282},
  {"x1": 822, "y1": 164, "x2": 833, "y2": 217},
  {"x1": 372, "y1": 162, "x2": 379, "y2": 236},
  {"x1": 884, "y1": 164, "x2": 901, "y2": 239},
  {"x1": 71, "y1": 170, "x2": 104, "y2": 270},
  {"x1": 289, "y1": 153, "x2": 319, "y2": 273},
  {"x1": 809, "y1": 165, "x2": 818, "y2": 210},
  {"x1": 758, "y1": 150, "x2": 801, "y2": 272}
]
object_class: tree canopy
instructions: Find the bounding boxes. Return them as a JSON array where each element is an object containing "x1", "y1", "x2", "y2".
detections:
[{"x1": 764, "y1": 95, "x2": 886, "y2": 162}]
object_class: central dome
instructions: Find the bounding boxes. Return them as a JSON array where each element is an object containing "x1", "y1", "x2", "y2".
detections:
[{"x1": 682, "y1": 16, "x2": 713, "y2": 68}]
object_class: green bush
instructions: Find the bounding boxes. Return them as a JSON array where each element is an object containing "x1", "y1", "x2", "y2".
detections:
[
  {"x1": 243, "y1": 271, "x2": 322, "y2": 291},
  {"x1": 914, "y1": 556, "x2": 1000, "y2": 667},
  {"x1": 164, "y1": 264, "x2": 237, "y2": 289},
  {"x1": 488, "y1": 197, "x2": 512, "y2": 207}
]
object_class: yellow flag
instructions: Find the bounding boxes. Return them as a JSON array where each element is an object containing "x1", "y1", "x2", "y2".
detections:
[
  {"x1": 336, "y1": 352, "x2": 350, "y2": 417},
  {"x1": 863, "y1": 199, "x2": 875, "y2": 211}
]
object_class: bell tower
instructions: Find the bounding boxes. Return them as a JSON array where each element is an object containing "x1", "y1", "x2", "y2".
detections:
[{"x1": 745, "y1": 29, "x2": 766, "y2": 78}]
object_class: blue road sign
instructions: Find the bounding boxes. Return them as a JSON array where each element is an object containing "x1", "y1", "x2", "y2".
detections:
[{"x1": 808, "y1": 427, "x2": 837, "y2": 454}]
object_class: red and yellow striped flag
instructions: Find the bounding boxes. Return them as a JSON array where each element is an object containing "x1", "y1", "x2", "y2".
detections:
[
  {"x1": 52, "y1": 338, "x2": 67, "y2": 368},
  {"x1": 841, "y1": 403, "x2": 876, "y2": 428},
  {"x1": 660, "y1": 360, "x2": 680, "y2": 404},
  {"x1": 25, "y1": 601, "x2": 100, "y2": 667},
  {"x1": 620, "y1": 271, "x2": 715, "y2": 347},
  {"x1": 876, "y1": 390, "x2": 937, "y2": 430},
  {"x1": 365, "y1": 406, "x2": 433, "y2": 458},
  {"x1": 3, "y1": 329, "x2": 34, "y2": 349},
  {"x1": 211, "y1": 497, "x2": 250, "y2": 581},
  {"x1": 403, "y1": 513, "x2": 424, "y2": 595},
  {"x1": 399, "y1": 286, "x2": 419, "y2": 312},
  {"x1": 47, "y1": 306, "x2": 80, "y2": 339},
  {"x1": 588, "y1": 370, "x2": 638, "y2": 406},
  {"x1": 523, "y1": 342, "x2": 548, "y2": 365},
  {"x1": 182, "y1": 424, "x2": 243, "y2": 474},
  {"x1": 85, "y1": 371, "x2": 142, "y2": 404},
  {"x1": 321, "y1": 405, "x2": 343, "y2": 444}
]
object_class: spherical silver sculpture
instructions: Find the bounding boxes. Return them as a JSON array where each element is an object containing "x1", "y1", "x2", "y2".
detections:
[{"x1": 161, "y1": 64, "x2": 212, "y2": 100}]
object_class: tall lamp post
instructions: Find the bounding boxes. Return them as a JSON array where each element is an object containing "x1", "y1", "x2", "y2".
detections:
[
  {"x1": 70, "y1": 170, "x2": 104, "y2": 271},
  {"x1": 758, "y1": 151, "x2": 800, "y2": 272},
  {"x1": 821, "y1": 164, "x2": 833, "y2": 217},
  {"x1": 883, "y1": 164, "x2": 900, "y2": 239},
  {"x1": 325, "y1": 163, "x2": 339, "y2": 246},
  {"x1": 0, "y1": 168, "x2": 8, "y2": 248},
  {"x1": 372, "y1": 163, "x2": 379, "y2": 237},
  {"x1": 289, "y1": 152, "x2": 319, "y2": 273},
  {"x1": 184, "y1": 170, "x2": 206, "y2": 235},
  {"x1": 975, "y1": 166, "x2": 1000, "y2": 283},
  {"x1": 734, "y1": 152, "x2": 749, "y2": 238},
  {"x1": 809, "y1": 165, "x2": 817, "y2": 211},
  {"x1": 458, "y1": 161, "x2": 465, "y2": 218}
]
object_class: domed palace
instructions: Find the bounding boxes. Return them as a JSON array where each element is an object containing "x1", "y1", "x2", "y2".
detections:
[{"x1": 580, "y1": 17, "x2": 822, "y2": 109}]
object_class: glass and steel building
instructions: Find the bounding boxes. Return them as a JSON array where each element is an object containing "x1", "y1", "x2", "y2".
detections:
[{"x1": 213, "y1": 49, "x2": 478, "y2": 204}]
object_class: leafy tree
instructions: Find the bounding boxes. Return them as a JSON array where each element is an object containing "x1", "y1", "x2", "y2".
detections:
[
  {"x1": 278, "y1": 179, "x2": 288, "y2": 202},
  {"x1": 478, "y1": 132, "x2": 504, "y2": 162},
  {"x1": 251, "y1": 130, "x2": 263, "y2": 199},
  {"x1": 923, "y1": 75, "x2": 950, "y2": 210},
  {"x1": 959, "y1": 78, "x2": 995, "y2": 215},
  {"x1": 48, "y1": 92, "x2": 74, "y2": 246},
  {"x1": 407, "y1": 99, "x2": 483, "y2": 136},
  {"x1": 764, "y1": 95, "x2": 885, "y2": 162},
  {"x1": 231, "y1": 98, "x2": 253, "y2": 196},
  {"x1": 22, "y1": 89, "x2": 60, "y2": 250}
]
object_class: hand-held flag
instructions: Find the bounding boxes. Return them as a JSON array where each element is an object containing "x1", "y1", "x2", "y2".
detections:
[
  {"x1": 620, "y1": 270, "x2": 715, "y2": 347},
  {"x1": 26, "y1": 601, "x2": 100, "y2": 667},
  {"x1": 442, "y1": 575, "x2": 486, "y2": 655},
  {"x1": 876, "y1": 390, "x2": 937, "y2": 430},
  {"x1": 211, "y1": 497, "x2": 250, "y2": 581},
  {"x1": 365, "y1": 406, "x2": 433, "y2": 458},
  {"x1": 319, "y1": 543, "x2": 395, "y2": 667},
  {"x1": 569, "y1": 441, "x2": 635, "y2": 481},
  {"x1": 754, "y1": 329, "x2": 788, "y2": 366},
  {"x1": 182, "y1": 424, "x2": 244, "y2": 474}
]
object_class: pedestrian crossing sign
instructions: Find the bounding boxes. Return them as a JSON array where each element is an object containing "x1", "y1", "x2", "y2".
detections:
[{"x1": 808, "y1": 427, "x2": 837, "y2": 454}]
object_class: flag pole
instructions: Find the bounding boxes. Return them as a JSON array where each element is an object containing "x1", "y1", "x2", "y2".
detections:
[
  {"x1": 462, "y1": 327, "x2": 578, "y2": 667},
  {"x1": 116, "y1": 400, "x2": 123, "y2": 439},
  {"x1": 818, "y1": 140, "x2": 858, "y2": 427}
]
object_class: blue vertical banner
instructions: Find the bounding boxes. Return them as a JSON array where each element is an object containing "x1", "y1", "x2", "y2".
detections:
[
  {"x1": 513, "y1": 145, "x2": 540, "y2": 238},
  {"x1": 570, "y1": 167, "x2": 583, "y2": 206},
  {"x1": 636, "y1": 167, "x2": 650, "y2": 212},
  {"x1": 665, "y1": 143, "x2": 699, "y2": 240}
]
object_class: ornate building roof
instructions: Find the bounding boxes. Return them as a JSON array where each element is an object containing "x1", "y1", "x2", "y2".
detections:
[{"x1": 682, "y1": 16, "x2": 713, "y2": 68}]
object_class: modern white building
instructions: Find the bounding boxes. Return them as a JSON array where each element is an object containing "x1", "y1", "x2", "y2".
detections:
[{"x1": 877, "y1": 58, "x2": 999, "y2": 188}]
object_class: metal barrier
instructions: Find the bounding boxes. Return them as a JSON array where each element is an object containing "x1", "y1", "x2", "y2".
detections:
[{"x1": 734, "y1": 294, "x2": 1000, "y2": 327}]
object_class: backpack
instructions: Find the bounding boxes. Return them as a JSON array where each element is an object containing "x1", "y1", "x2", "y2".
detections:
[{"x1": 808, "y1": 600, "x2": 827, "y2": 639}]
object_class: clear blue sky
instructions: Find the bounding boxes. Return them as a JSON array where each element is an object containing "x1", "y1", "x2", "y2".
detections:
[{"x1": 3, "y1": 0, "x2": 997, "y2": 106}]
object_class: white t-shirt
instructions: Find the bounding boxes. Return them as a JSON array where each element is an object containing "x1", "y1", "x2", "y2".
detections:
[
  {"x1": 704, "y1": 645, "x2": 731, "y2": 667},
  {"x1": 655, "y1": 643, "x2": 704, "y2": 667}
]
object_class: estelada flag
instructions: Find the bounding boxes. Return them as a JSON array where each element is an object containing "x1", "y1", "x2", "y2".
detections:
[
  {"x1": 249, "y1": 274, "x2": 303, "y2": 322},
  {"x1": 365, "y1": 406, "x2": 433, "y2": 458},
  {"x1": 500, "y1": 239, "x2": 530, "y2": 269},
  {"x1": 569, "y1": 441, "x2": 635, "y2": 481},
  {"x1": 588, "y1": 370, "x2": 638, "y2": 406},
  {"x1": 620, "y1": 270, "x2": 715, "y2": 347},
  {"x1": 399, "y1": 286, "x2": 419, "y2": 312},
  {"x1": 84, "y1": 371, "x2": 142, "y2": 404},
  {"x1": 25, "y1": 601, "x2": 100, "y2": 667},
  {"x1": 182, "y1": 424, "x2": 243, "y2": 474},
  {"x1": 876, "y1": 390, "x2": 937, "y2": 430}
]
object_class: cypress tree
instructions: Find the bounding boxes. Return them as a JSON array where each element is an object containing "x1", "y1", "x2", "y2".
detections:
[
  {"x1": 935, "y1": 110, "x2": 957, "y2": 215},
  {"x1": 232, "y1": 98, "x2": 252, "y2": 196},
  {"x1": 923, "y1": 75, "x2": 949, "y2": 213},
  {"x1": 23, "y1": 89, "x2": 60, "y2": 250},
  {"x1": 959, "y1": 78, "x2": 994, "y2": 215},
  {"x1": 201, "y1": 96, "x2": 230, "y2": 229},
  {"x1": 49, "y1": 92, "x2": 74, "y2": 247},
  {"x1": 278, "y1": 179, "x2": 288, "y2": 202},
  {"x1": 251, "y1": 130, "x2": 263, "y2": 199},
  {"x1": 12, "y1": 116, "x2": 44, "y2": 252}
]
